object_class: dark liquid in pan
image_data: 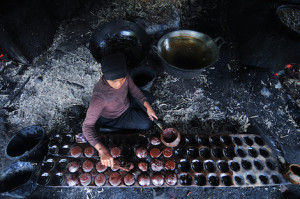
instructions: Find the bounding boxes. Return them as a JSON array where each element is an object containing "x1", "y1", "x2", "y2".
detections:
[{"x1": 161, "y1": 36, "x2": 214, "y2": 70}]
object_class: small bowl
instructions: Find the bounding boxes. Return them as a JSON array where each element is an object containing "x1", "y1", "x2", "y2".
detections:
[
  {"x1": 287, "y1": 164, "x2": 300, "y2": 185},
  {"x1": 160, "y1": 128, "x2": 181, "y2": 147}
]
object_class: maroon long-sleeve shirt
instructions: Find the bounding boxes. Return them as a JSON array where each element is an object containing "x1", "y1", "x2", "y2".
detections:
[{"x1": 82, "y1": 74, "x2": 147, "y2": 146}]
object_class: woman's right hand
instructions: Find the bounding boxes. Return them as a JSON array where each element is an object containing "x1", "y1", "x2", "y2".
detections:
[{"x1": 98, "y1": 147, "x2": 114, "y2": 167}]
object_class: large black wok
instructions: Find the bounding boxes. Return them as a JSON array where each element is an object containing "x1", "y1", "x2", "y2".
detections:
[{"x1": 89, "y1": 20, "x2": 150, "y2": 68}]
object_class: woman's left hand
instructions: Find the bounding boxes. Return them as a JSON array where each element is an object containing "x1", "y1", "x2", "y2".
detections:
[{"x1": 147, "y1": 106, "x2": 158, "y2": 121}]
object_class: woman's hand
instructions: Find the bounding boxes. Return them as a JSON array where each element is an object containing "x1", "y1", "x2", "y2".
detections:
[
  {"x1": 95, "y1": 144, "x2": 114, "y2": 167},
  {"x1": 99, "y1": 148, "x2": 114, "y2": 167},
  {"x1": 146, "y1": 105, "x2": 158, "y2": 121}
]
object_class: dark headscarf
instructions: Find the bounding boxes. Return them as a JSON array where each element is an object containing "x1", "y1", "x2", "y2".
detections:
[{"x1": 101, "y1": 53, "x2": 127, "y2": 80}]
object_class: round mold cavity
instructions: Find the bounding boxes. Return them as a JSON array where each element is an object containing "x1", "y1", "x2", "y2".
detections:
[
  {"x1": 232, "y1": 137, "x2": 243, "y2": 146},
  {"x1": 122, "y1": 147, "x2": 133, "y2": 157},
  {"x1": 138, "y1": 137, "x2": 148, "y2": 146},
  {"x1": 63, "y1": 134, "x2": 74, "y2": 143},
  {"x1": 199, "y1": 147, "x2": 211, "y2": 159},
  {"x1": 49, "y1": 145, "x2": 59, "y2": 154},
  {"x1": 113, "y1": 136, "x2": 122, "y2": 146},
  {"x1": 217, "y1": 161, "x2": 229, "y2": 173},
  {"x1": 52, "y1": 134, "x2": 62, "y2": 143},
  {"x1": 254, "y1": 136, "x2": 264, "y2": 146},
  {"x1": 179, "y1": 174, "x2": 192, "y2": 185},
  {"x1": 221, "y1": 174, "x2": 232, "y2": 186},
  {"x1": 70, "y1": 146, "x2": 82, "y2": 158},
  {"x1": 248, "y1": 147, "x2": 258, "y2": 158},
  {"x1": 194, "y1": 174, "x2": 206, "y2": 186},
  {"x1": 223, "y1": 147, "x2": 236, "y2": 159},
  {"x1": 0, "y1": 161, "x2": 35, "y2": 194},
  {"x1": 124, "y1": 173, "x2": 135, "y2": 186},
  {"x1": 253, "y1": 159, "x2": 264, "y2": 170},
  {"x1": 95, "y1": 173, "x2": 106, "y2": 186},
  {"x1": 241, "y1": 159, "x2": 252, "y2": 170},
  {"x1": 151, "y1": 172, "x2": 164, "y2": 186},
  {"x1": 191, "y1": 159, "x2": 203, "y2": 172},
  {"x1": 80, "y1": 173, "x2": 92, "y2": 186},
  {"x1": 204, "y1": 160, "x2": 216, "y2": 172},
  {"x1": 236, "y1": 147, "x2": 246, "y2": 158},
  {"x1": 246, "y1": 173, "x2": 256, "y2": 184},
  {"x1": 208, "y1": 174, "x2": 219, "y2": 186},
  {"x1": 229, "y1": 160, "x2": 240, "y2": 172},
  {"x1": 184, "y1": 136, "x2": 196, "y2": 145},
  {"x1": 234, "y1": 174, "x2": 244, "y2": 185},
  {"x1": 259, "y1": 174, "x2": 269, "y2": 185},
  {"x1": 56, "y1": 159, "x2": 68, "y2": 171},
  {"x1": 38, "y1": 172, "x2": 51, "y2": 185},
  {"x1": 178, "y1": 159, "x2": 190, "y2": 172},
  {"x1": 197, "y1": 136, "x2": 210, "y2": 146},
  {"x1": 259, "y1": 148, "x2": 269, "y2": 158},
  {"x1": 209, "y1": 136, "x2": 221, "y2": 146},
  {"x1": 243, "y1": 136, "x2": 254, "y2": 146},
  {"x1": 175, "y1": 148, "x2": 185, "y2": 158},
  {"x1": 187, "y1": 147, "x2": 198, "y2": 158},
  {"x1": 51, "y1": 172, "x2": 64, "y2": 186},
  {"x1": 165, "y1": 159, "x2": 176, "y2": 170},
  {"x1": 212, "y1": 147, "x2": 223, "y2": 158},
  {"x1": 220, "y1": 135, "x2": 232, "y2": 145},
  {"x1": 42, "y1": 158, "x2": 55, "y2": 171},
  {"x1": 266, "y1": 159, "x2": 276, "y2": 170},
  {"x1": 60, "y1": 145, "x2": 70, "y2": 155},
  {"x1": 271, "y1": 174, "x2": 281, "y2": 184}
]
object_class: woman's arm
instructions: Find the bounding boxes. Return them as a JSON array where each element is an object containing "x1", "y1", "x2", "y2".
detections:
[
  {"x1": 127, "y1": 75, "x2": 158, "y2": 120},
  {"x1": 82, "y1": 93, "x2": 114, "y2": 167}
]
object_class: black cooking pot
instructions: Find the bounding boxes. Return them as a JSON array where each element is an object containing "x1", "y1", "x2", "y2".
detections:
[
  {"x1": 5, "y1": 125, "x2": 48, "y2": 162},
  {"x1": 0, "y1": 161, "x2": 38, "y2": 198},
  {"x1": 89, "y1": 20, "x2": 150, "y2": 69},
  {"x1": 157, "y1": 30, "x2": 225, "y2": 79}
]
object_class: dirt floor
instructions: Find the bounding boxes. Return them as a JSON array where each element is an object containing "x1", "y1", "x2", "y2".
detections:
[{"x1": 0, "y1": 0, "x2": 299, "y2": 198}]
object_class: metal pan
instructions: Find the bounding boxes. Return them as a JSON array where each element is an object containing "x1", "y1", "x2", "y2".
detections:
[{"x1": 157, "y1": 30, "x2": 225, "y2": 79}]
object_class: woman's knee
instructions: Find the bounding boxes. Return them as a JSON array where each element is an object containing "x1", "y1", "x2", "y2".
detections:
[{"x1": 137, "y1": 119, "x2": 152, "y2": 130}]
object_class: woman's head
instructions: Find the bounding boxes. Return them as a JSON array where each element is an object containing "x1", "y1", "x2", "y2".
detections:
[{"x1": 101, "y1": 52, "x2": 127, "y2": 83}]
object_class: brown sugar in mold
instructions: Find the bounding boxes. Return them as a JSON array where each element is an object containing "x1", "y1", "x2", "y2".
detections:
[
  {"x1": 66, "y1": 174, "x2": 78, "y2": 186},
  {"x1": 136, "y1": 147, "x2": 147, "y2": 158},
  {"x1": 151, "y1": 159, "x2": 164, "y2": 172},
  {"x1": 138, "y1": 161, "x2": 148, "y2": 171},
  {"x1": 95, "y1": 173, "x2": 106, "y2": 186},
  {"x1": 109, "y1": 172, "x2": 121, "y2": 186},
  {"x1": 70, "y1": 146, "x2": 82, "y2": 158},
  {"x1": 165, "y1": 159, "x2": 176, "y2": 170},
  {"x1": 151, "y1": 173, "x2": 164, "y2": 186},
  {"x1": 165, "y1": 171, "x2": 177, "y2": 186},
  {"x1": 110, "y1": 147, "x2": 122, "y2": 158},
  {"x1": 84, "y1": 146, "x2": 95, "y2": 158},
  {"x1": 124, "y1": 173, "x2": 135, "y2": 186},
  {"x1": 150, "y1": 136, "x2": 161, "y2": 145},
  {"x1": 150, "y1": 148, "x2": 161, "y2": 158},
  {"x1": 138, "y1": 173, "x2": 150, "y2": 186},
  {"x1": 96, "y1": 162, "x2": 107, "y2": 173},
  {"x1": 68, "y1": 161, "x2": 80, "y2": 173},
  {"x1": 82, "y1": 160, "x2": 94, "y2": 172},
  {"x1": 162, "y1": 147, "x2": 173, "y2": 158},
  {"x1": 80, "y1": 173, "x2": 92, "y2": 186}
]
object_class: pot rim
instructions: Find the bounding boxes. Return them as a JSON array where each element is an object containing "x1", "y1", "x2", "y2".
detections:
[{"x1": 5, "y1": 125, "x2": 45, "y2": 160}]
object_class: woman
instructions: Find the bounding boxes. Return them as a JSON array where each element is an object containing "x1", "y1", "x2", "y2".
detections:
[{"x1": 82, "y1": 52, "x2": 157, "y2": 167}]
